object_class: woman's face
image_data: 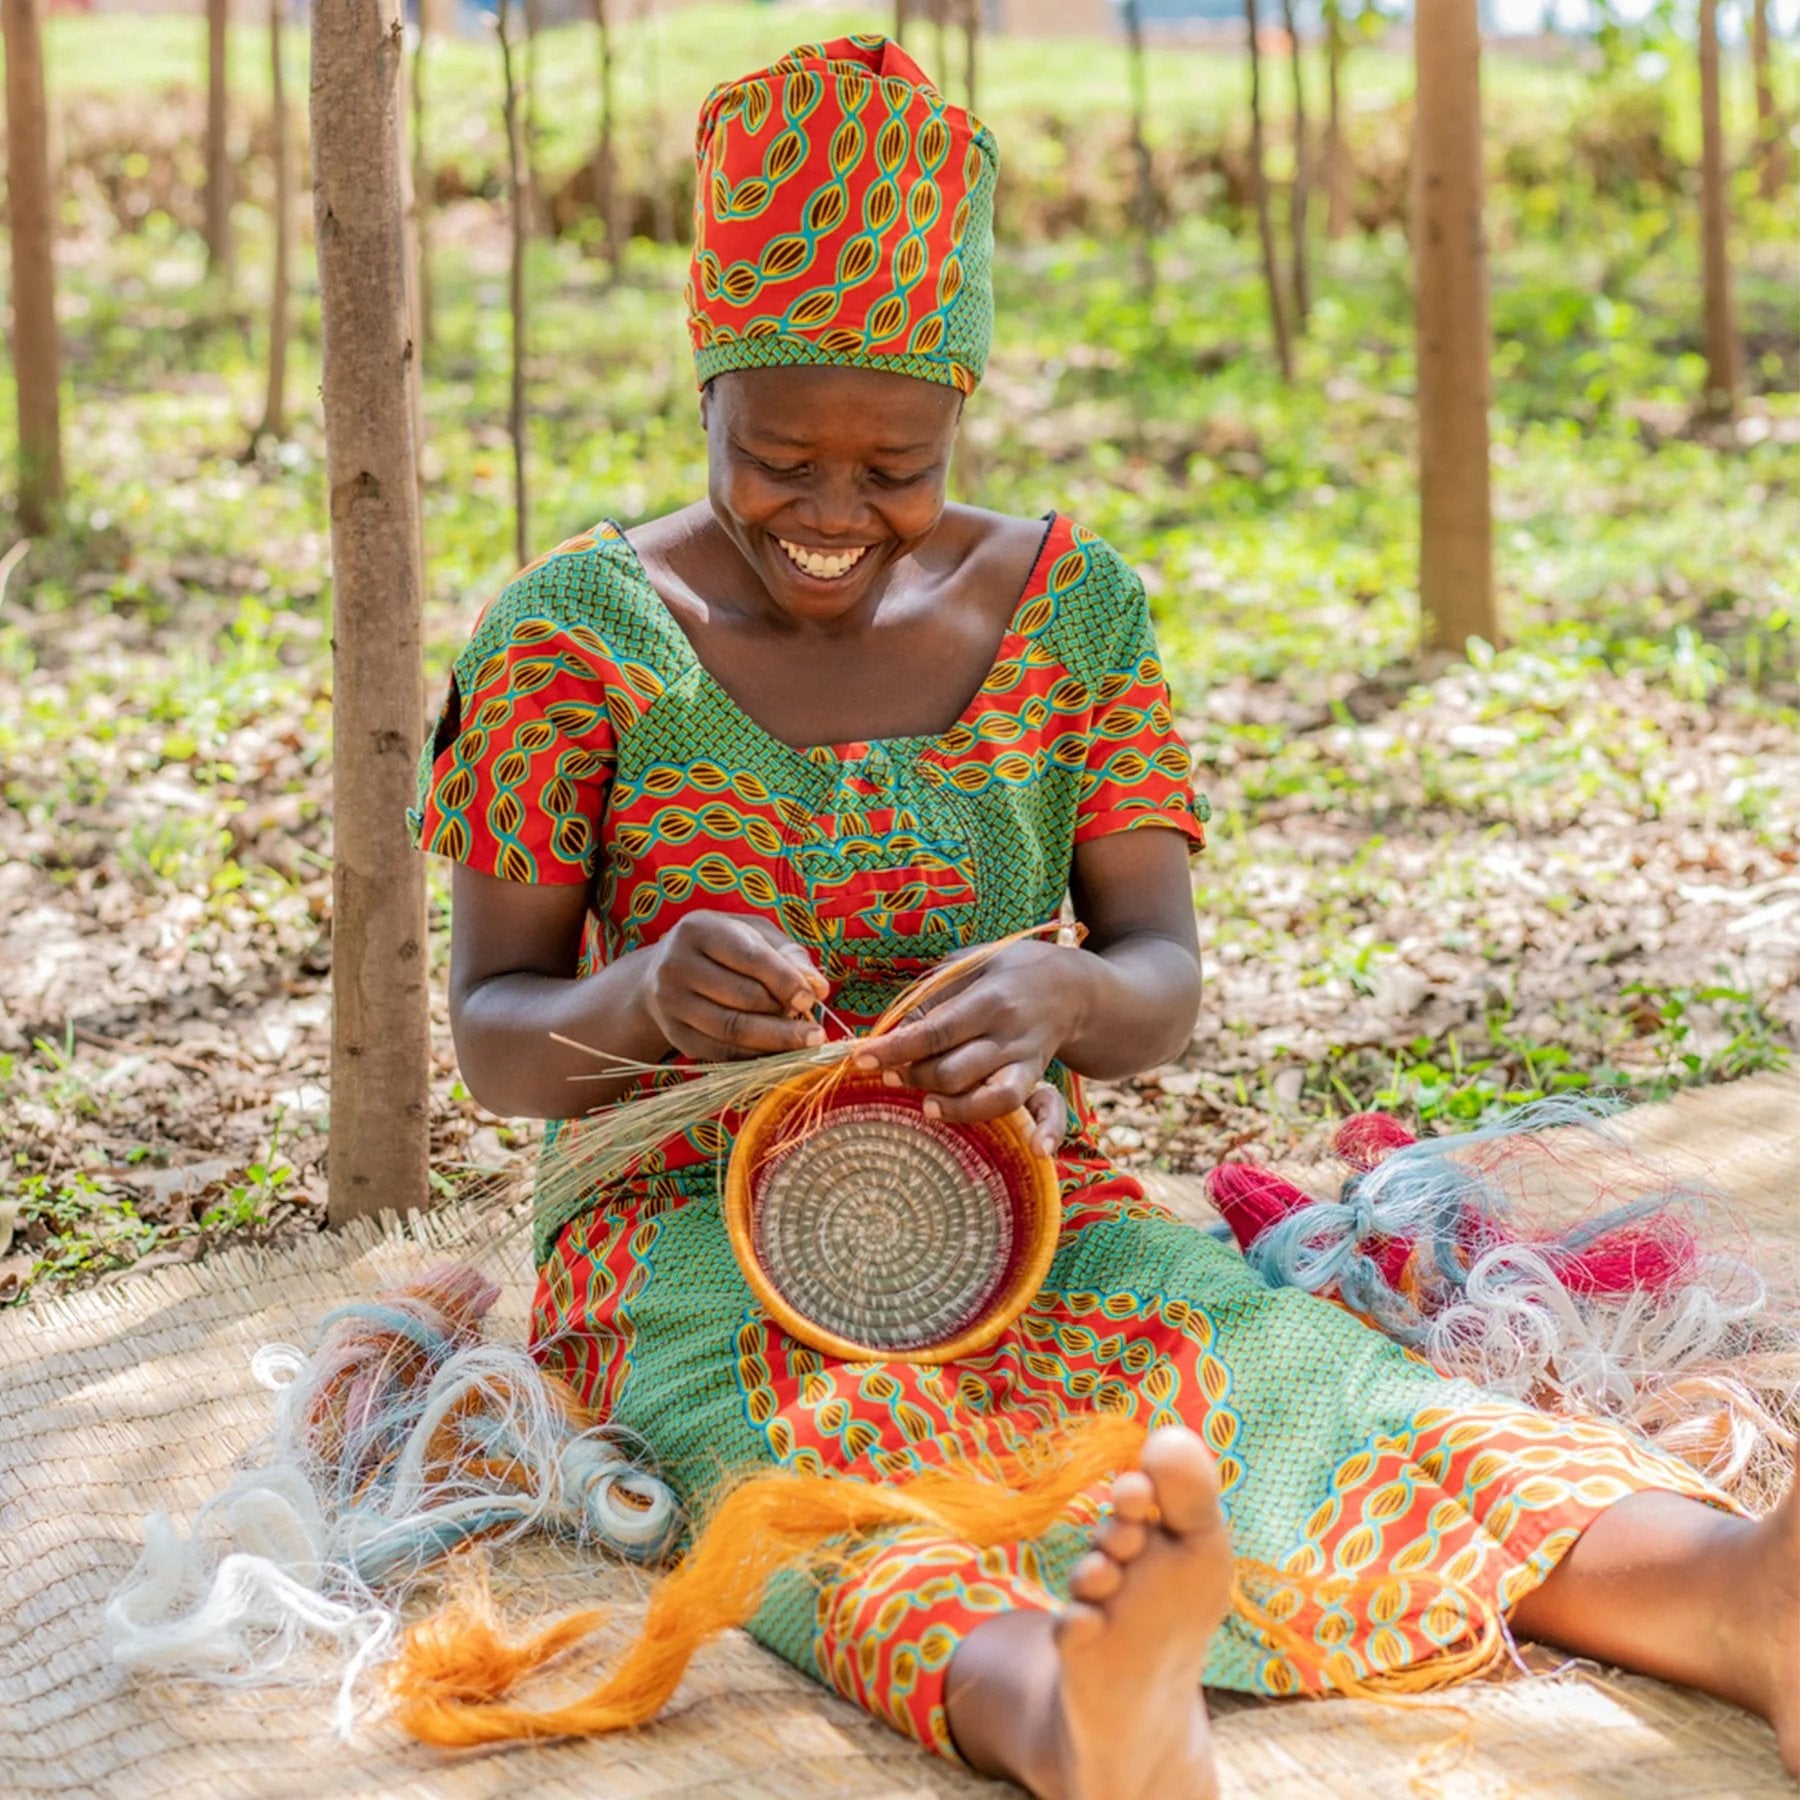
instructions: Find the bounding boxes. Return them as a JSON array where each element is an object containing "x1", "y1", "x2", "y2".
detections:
[{"x1": 703, "y1": 365, "x2": 962, "y2": 625}]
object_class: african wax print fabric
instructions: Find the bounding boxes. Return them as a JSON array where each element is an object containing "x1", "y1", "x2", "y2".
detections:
[
  {"x1": 412, "y1": 516, "x2": 1720, "y2": 1763},
  {"x1": 687, "y1": 35, "x2": 997, "y2": 395}
]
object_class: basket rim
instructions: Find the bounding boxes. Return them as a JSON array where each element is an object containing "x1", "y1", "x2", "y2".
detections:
[{"x1": 724, "y1": 1066, "x2": 1061, "y2": 1365}]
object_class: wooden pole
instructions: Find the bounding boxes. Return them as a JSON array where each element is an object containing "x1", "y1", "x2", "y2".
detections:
[
  {"x1": 1699, "y1": 0, "x2": 1744, "y2": 420},
  {"x1": 499, "y1": 0, "x2": 531, "y2": 568},
  {"x1": 1414, "y1": 0, "x2": 1497, "y2": 654},
  {"x1": 1281, "y1": 0, "x2": 1310, "y2": 329},
  {"x1": 3, "y1": 0, "x2": 64, "y2": 532},
  {"x1": 962, "y1": 0, "x2": 979, "y2": 113},
  {"x1": 1123, "y1": 0, "x2": 1156, "y2": 299},
  {"x1": 412, "y1": 7, "x2": 434, "y2": 367},
  {"x1": 1324, "y1": 0, "x2": 1352, "y2": 238},
  {"x1": 311, "y1": 0, "x2": 431, "y2": 1225},
  {"x1": 256, "y1": 0, "x2": 292, "y2": 442},
  {"x1": 1245, "y1": 0, "x2": 1294, "y2": 383},
  {"x1": 1751, "y1": 0, "x2": 1786, "y2": 199},
  {"x1": 595, "y1": 0, "x2": 625, "y2": 281},
  {"x1": 893, "y1": 0, "x2": 906, "y2": 46},
  {"x1": 641, "y1": 0, "x2": 673, "y2": 245},
  {"x1": 205, "y1": 0, "x2": 234, "y2": 276}
]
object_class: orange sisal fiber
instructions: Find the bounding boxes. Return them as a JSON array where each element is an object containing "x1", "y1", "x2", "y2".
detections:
[{"x1": 392, "y1": 1412, "x2": 1508, "y2": 1747}]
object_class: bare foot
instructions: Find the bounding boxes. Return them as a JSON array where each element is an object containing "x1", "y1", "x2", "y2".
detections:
[{"x1": 1035, "y1": 1425, "x2": 1232, "y2": 1800}]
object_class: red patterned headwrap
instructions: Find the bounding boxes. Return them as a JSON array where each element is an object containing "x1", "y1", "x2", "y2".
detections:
[{"x1": 687, "y1": 35, "x2": 998, "y2": 396}]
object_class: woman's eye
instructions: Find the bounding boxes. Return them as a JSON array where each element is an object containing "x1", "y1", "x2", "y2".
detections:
[
  {"x1": 755, "y1": 458, "x2": 809, "y2": 479},
  {"x1": 870, "y1": 469, "x2": 927, "y2": 488}
]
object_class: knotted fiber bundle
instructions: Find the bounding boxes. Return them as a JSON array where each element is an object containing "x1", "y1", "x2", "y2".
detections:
[{"x1": 1208, "y1": 1100, "x2": 1799, "y2": 1508}]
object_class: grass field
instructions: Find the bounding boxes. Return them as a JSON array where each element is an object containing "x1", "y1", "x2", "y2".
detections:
[{"x1": 1, "y1": 10, "x2": 1796, "y2": 1296}]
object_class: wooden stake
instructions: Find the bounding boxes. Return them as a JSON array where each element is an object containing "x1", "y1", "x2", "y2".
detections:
[
  {"x1": 499, "y1": 0, "x2": 531, "y2": 567},
  {"x1": 1123, "y1": 0, "x2": 1156, "y2": 300},
  {"x1": 205, "y1": 0, "x2": 233, "y2": 276},
  {"x1": 1698, "y1": 0, "x2": 1744, "y2": 420},
  {"x1": 256, "y1": 0, "x2": 292, "y2": 443},
  {"x1": 1281, "y1": 0, "x2": 1310, "y2": 329},
  {"x1": 1751, "y1": 0, "x2": 1787, "y2": 200},
  {"x1": 3, "y1": 0, "x2": 63, "y2": 531},
  {"x1": 1323, "y1": 0, "x2": 1352, "y2": 239},
  {"x1": 595, "y1": 0, "x2": 625, "y2": 281},
  {"x1": 412, "y1": 5, "x2": 434, "y2": 367},
  {"x1": 1245, "y1": 0, "x2": 1294, "y2": 383},
  {"x1": 1413, "y1": 0, "x2": 1497, "y2": 654},
  {"x1": 962, "y1": 0, "x2": 978, "y2": 113},
  {"x1": 641, "y1": 0, "x2": 674, "y2": 246},
  {"x1": 311, "y1": 0, "x2": 431, "y2": 1225}
]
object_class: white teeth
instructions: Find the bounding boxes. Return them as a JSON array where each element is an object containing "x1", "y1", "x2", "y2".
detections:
[{"x1": 777, "y1": 538, "x2": 869, "y2": 580}]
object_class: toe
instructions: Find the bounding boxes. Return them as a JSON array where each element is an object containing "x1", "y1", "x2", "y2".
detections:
[
  {"x1": 1140, "y1": 1427, "x2": 1223, "y2": 1538},
  {"x1": 1096, "y1": 1516, "x2": 1149, "y2": 1565},
  {"x1": 1055, "y1": 1597, "x2": 1106, "y2": 1654},
  {"x1": 1109, "y1": 1469, "x2": 1158, "y2": 1525},
  {"x1": 1069, "y1": 1550, "x2": 1123, "y2": 1604}
]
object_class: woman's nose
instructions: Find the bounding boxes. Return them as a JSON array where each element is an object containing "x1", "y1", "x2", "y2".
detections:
[{"x1": 794, "y1": 467, "x2": 868, "y2": 537}]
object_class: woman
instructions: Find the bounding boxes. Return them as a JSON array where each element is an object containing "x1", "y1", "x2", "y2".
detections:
[{"x1": 414, "y1": 36, "x2": 1799, "y2": 1797}]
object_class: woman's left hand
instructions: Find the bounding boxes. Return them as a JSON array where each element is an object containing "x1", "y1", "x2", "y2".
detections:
[{"x1": 853, "y1": 941, "x2": 1083, "y2": 1151}]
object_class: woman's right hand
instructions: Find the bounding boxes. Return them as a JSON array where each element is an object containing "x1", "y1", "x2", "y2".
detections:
[{"x1": 643, "y1": 912, "x2": 831, "y2": 1061}]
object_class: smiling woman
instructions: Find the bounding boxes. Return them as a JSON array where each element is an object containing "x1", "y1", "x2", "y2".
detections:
[{"x1": 400, "y1": 32, "x2": 1800, "y2": 1800}]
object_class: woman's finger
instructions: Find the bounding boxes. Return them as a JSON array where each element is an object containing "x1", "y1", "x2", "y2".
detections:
[
  {"x1": 1025, "y1": 1082, "x2": 1068, "y2": 1154},
  {"x1": 704, "y1": 917, "x2": 828, "y2": 1015},
  {"x1": 921, "y1": 1066, "x2": 1036, "y2": 1126},
  {"x1": 674, "y1": 997, "x2": 825, "y2": 1059},
  {"x1": 855, "y1": 992, "x2": 986, "y2": 1072},
  {"x1": 688, "y1": 957, "x2": 796, "y2": 1019},
  {"x1": 892, "y1": 1038, "x2": 1006, "y2": 1099}
]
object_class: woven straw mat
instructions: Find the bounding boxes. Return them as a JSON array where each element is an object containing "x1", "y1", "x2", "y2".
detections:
[{"x1": 3, "y1": 1073, "x2": 1796, "y2": 1798}]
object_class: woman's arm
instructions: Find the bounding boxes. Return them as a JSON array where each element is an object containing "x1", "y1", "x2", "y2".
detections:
[
  {"x1": 447, "y1": 865, "x2": 829, "y2": 1119},
  {"x1": 855, "y1": 826, "x2": 1202, "y2": 1120}
]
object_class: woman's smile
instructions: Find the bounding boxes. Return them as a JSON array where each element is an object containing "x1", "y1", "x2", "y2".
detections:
[{"x1": 774, "y1": 537, "x2": 874, "y2": 582}]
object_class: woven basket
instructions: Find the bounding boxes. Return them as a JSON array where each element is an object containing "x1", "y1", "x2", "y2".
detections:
[{"x1": 725, "y1": 1067, "x2": 1062, "y2": 1363}]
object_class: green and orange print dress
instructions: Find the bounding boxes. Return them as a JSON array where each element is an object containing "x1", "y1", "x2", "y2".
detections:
[{"x1": 413, "y1": 513, "x2": 1717, "y2": 1760}]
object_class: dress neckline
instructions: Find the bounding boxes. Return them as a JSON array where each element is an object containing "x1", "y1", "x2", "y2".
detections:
[{"x1": 605, "y1": 513, "x2": 1062, "y2": 765}]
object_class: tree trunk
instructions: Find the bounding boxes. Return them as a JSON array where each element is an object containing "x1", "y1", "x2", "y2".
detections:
[
  {"x1": 1324, "y1": 0, "x2": 1352, "y2": 238},
  {"x1": 1752, "y1": 0, "x2": 1787, "y2": 200},
  {"x1": 205, "y1": 0, "x2": 233, "y2": 275},
  {"x1": 893, "y1": 0, "x2": 906, "y2": 45},
  {"x1": 1245, "y1": 0, "x2": 1294, "y2": 382},
  {"x1": 310, "y1": 0, "x2": 431, "y2": 1225},
  {"x1": 641, "y1": 0, "x2": 674, "y2": 244},
  {"x1": 595, "y1": 0, "x2": 625, "y2": 281},
  {"x1": 3, "y1": 0, "x2": 63, "y2": 532},
  {"x1": 1699, "y1": 0, "x2": 1744, "y2": 419},
  {"x1": 412, "y1": 6, "x2": 434, "y2": 366},
  {"x1": 499, "y1": 0, "x2": 531, "y2": 568},
  {"x1": 1414, "y1": 0, "x2": 1496, "y2": 655},
  {"x1": 932, "y1": 0, "x2": 949, "y2": 85},
  {"x1": 1281, "y1": 0, "x2": 1310, "y2": 330},
  {"x1": 962, "y1": 0, "x2": 978, "y2": 113},
  {"x1": 1123, "y1": 0, "x2": 1156, "y2": 299},
  {"x1": 257, "y1": 0, "x2": 292, "y2": 442},
  {"x1": 523, "y1": 0, "x2": 544, "y2": 233}
]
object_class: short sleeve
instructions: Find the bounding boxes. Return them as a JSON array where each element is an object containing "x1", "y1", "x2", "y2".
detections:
[
  {"x1": 409, "y1": 582, "x2": 620, "y2": 886},
  {"x1": 1073, "y1": 568, "x2": 1209, "y2": 851}
]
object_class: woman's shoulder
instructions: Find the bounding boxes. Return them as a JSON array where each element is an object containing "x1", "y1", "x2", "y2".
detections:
[
  {"x1": 461, "y1": 519, "x2": 688, "y2": 679},
  {"x1": 971, "y1": 510, "x2": 1152, "y2": 684}
]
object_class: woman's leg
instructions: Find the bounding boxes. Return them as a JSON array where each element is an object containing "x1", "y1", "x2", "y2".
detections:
[
  {"x1": 944, "y1": 1428, "x2": 1232, "y2": 1800},
  {"x1": 1507, "y1": 1443, "x2": 1800, "y2": 1771}
]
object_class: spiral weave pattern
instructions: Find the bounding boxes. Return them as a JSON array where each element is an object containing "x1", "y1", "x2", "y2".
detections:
[{"x1": 755, "y1": 1103, "x2": 1015, "y2": 1354}]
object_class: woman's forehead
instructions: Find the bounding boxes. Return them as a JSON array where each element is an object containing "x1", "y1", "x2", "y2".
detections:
[{"x1": 712, "y1": 367, "x2": 962, "y2": 445}]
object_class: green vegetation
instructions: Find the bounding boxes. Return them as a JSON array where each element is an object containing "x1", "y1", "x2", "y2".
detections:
[{"x1": 1, "y1": 8, "x2": 1795, "y2": 1297}]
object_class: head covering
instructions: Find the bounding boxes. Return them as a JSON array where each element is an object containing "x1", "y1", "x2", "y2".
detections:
[{"x1": 687, "y1": 35, "x2": 998, "y2": 396}]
